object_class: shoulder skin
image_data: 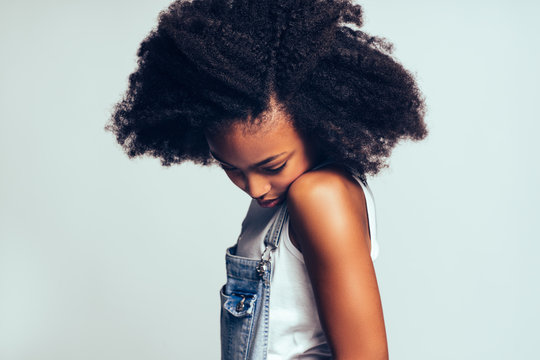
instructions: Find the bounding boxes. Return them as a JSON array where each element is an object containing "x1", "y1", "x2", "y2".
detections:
[{"x1": 286, "y1": 166, "x2": 388, "y2": 360}]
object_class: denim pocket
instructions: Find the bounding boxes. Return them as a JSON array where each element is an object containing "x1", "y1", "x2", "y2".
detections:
[{"x1": 220, "y1": 285, "x2": 258, "y2": 359}]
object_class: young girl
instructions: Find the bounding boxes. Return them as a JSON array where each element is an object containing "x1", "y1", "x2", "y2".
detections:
[{"x1": 107, "y1": 0, "x2": 427, "y2": 358}]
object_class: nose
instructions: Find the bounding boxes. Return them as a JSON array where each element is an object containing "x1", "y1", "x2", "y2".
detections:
[{"x1": 244, "y1": 173, "x2": 271, "y2": 199}]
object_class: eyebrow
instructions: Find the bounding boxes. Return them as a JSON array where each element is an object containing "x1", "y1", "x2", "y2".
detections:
[{"x1": 210, "y1": 150, "x2": 287, "y2": 168}]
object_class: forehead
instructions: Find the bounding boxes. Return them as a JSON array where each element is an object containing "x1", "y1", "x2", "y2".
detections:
[{"x1": 206, "y1": 115, "x2": 302, "y2": 164}]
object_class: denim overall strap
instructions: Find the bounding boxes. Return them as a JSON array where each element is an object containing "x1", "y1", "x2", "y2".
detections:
[
  {"x1": 257, "y1": 203, "x2": 288, "y2": 286},
  {"x1": 220, "y1": 202, "x2": 289, "y2": 360}
]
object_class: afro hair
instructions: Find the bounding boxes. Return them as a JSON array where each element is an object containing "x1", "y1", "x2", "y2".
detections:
[{"x1": 106, "y1": 0, "x2": 427, "y2": 179}]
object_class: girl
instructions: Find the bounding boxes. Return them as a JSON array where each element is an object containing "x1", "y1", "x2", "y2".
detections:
[{"x1": 107, "y1": 0, "x2": 427, "y2": 358}]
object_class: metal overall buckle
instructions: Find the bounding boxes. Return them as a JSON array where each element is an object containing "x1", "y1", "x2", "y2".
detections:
[
  {"x1": 256, "y1": 259, "x2": 269, "y2": 278},
  {"x1": 257, "y1": 245, "x2": 274, "y2": 284}
]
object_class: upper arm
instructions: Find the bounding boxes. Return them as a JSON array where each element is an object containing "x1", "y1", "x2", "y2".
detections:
[{"x1": 287, "y1": 171, "x2": 388, "y2": 360}]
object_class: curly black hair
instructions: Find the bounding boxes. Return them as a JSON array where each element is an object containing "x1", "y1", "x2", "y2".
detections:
[{"x1": 106, "y1": 0, "x2": 427, "y2": 178}]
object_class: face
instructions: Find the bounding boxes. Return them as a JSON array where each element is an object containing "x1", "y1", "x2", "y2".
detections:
[{"x1": 205, "y1": 113, "x2": 320, "y2": 208}]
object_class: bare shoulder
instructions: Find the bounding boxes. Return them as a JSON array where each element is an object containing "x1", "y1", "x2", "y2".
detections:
[
  {"x1": 286, "y1": 165, "x2": 371, "y2": 253},
  {"x1": 287, "y1": 165, "x2": 366, "y2": 208}
]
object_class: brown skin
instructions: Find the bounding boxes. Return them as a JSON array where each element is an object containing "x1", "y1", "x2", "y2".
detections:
[
  {"x1": 205, "y1": 105, "x2": 388, "y2": 360},
  {"x1": 287, "y1": 170, "x2": 388, "y2": 360}
]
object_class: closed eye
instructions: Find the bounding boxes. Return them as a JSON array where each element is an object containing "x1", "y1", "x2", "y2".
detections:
[
  {"x1": 218, "y1": 162, "x2": 287, "y2": 174},
  {"x1": 262, "y1": 162, "x2": 287, "y2": 174}
]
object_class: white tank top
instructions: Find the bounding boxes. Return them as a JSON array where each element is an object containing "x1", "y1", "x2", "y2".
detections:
[{"x1": 236, "y1": 173, "x2": 379, "y2": 359}]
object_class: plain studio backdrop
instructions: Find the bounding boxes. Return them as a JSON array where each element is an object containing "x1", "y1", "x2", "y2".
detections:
[{"x1": 1, "y1": 0, "x2": 538, "y2": 359}]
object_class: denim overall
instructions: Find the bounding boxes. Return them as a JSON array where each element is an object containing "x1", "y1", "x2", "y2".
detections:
[{"x1": 220, "y1": 201, "x2": 288, "y2": 360}]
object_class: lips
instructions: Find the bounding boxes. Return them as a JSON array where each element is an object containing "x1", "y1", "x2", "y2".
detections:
[{"x1": 256, "y1": 196, "x2": 283, "y2": 208}]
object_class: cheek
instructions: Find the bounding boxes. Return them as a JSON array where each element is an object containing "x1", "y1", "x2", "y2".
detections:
[
  {"x1": 271, "y1": 177, "x2": 291, "y2": 192},
  {"x1": 275, "y1": 166, "x2": 306, "y2": 191}
]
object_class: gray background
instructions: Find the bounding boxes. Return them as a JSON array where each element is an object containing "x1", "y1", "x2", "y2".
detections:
[{"x1": 1, "y1": 0, "x2": 538, "y2": 359}]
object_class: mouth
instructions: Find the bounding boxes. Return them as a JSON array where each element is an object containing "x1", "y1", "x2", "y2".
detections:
[{"x1": 256, "y1": 196, "x2": 284, "y2": 208}]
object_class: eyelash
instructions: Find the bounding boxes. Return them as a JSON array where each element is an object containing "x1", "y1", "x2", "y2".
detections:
[
  {"x1": 220, "y1": 162, "x2": 287, "y2": 174},
  {"x1": 263, "y1": 162, "x2": 287, "y2": 174}
]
